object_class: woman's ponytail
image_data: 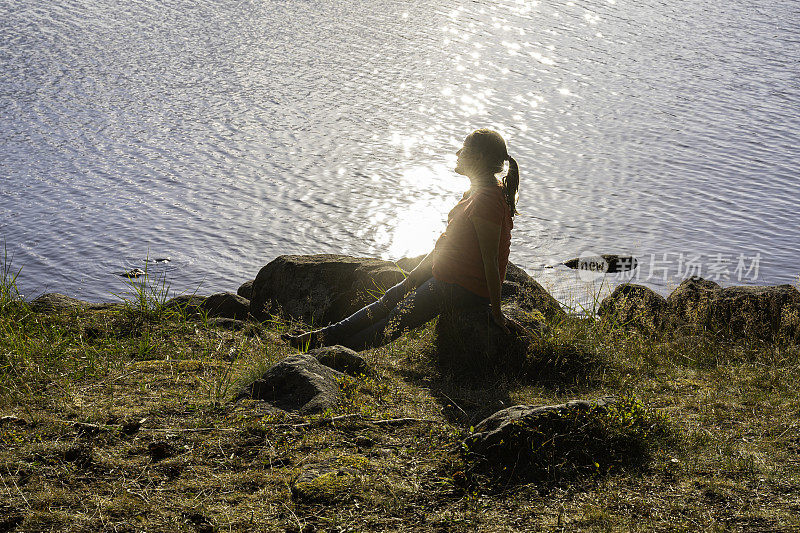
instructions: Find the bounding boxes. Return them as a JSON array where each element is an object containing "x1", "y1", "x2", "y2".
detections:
[{"x1": 502, "y1": 155, "x2": 519, "y2": 216}]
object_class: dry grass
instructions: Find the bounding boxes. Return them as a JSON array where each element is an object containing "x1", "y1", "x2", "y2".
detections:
[{"x1": 2, "y1": 274, "x2": 800, "y2": 531}]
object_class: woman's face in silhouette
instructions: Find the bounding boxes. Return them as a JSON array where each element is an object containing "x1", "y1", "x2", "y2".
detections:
[{"x1": 454, "y1": 140, "x2": 482, "y2": 177}]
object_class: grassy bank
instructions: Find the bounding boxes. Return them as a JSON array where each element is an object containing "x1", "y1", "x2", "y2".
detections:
[{"x1": 2, "y1": 274, "x2": 800, "y2": 531}]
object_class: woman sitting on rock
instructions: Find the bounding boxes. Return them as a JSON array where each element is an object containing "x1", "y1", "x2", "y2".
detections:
[{"x1": 284, "y1": 128, "x2": 520, "y2": 351}]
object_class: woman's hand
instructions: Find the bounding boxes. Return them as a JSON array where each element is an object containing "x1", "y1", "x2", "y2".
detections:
[{"x1": 490, "y1": 308, "x2": 511, "y2": 334}]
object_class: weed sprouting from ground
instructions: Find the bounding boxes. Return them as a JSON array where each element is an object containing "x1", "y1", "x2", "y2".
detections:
[
  {"x1": 0, "y1": 242, "x2": 22, "y2": 313},
  {"x1": 114, "y1": 256, "x2": 172, "y2": 321}
]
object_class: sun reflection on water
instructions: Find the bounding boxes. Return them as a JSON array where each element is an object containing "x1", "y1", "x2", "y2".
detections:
[{"x1": 370, "y1": 164, "x2": 467, "y2": 260}]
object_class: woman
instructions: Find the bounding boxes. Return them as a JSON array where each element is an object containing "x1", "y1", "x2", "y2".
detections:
[{"x1": 284, "y1": 128, "x2": 519, "y2": 351}]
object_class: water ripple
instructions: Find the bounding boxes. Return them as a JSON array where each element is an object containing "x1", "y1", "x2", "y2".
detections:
[{"x1": 1, "y1": 0, "x2": 798, "y2": 303}]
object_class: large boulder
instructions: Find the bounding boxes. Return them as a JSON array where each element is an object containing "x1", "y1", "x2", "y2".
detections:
[
  {"x1": 200, "y1": 292, "x2": 250, "y2": 320},
  {"x1": 503, "y1": 262, "x2": 565, "y2": 320},
  {"x1": 598, "y1": 284, "x2": 671, "y2": 333},
  {"x1": 710, "y1": 284, "x2": 800, "y2": 343},
  {"x1": 249, "y1": 255, "x2": 408, "y2": 324},
  {"x1": 667, "y1": 277, "x2": 722, "y2": 328},
  {"x1": 462, "y1": 397, "x2": 659, "y2": 482},
  {"x1": 667, "y1": 279, "x2": 800, "y2": 342},
  {"x1": 237, "y1": 354, "x2": 344, "y2": 414}
]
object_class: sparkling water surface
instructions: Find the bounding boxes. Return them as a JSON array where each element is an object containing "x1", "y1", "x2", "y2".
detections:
[{"x1": 2, "y1": 0, "x2": 799, "y2": 306}]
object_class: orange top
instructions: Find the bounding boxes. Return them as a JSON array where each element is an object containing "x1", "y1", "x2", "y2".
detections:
[{"x1": 432, "y1": 184, "x2": 513, "y2": 298}]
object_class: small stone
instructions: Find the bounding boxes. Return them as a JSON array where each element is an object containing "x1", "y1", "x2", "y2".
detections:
[
  {"x1": 355, "y1": 435, "x2": 374, "y2": 448},
  {"x1": 309, "y1": 345, "x2": 371, "y2": 376},
  {"x1": 237, "y1": 279, "x2": 254, "y2": 300},
  {"x1": 201, "y1": 292, "x2": 250, "y2": 320},
  {"x1": 118, "y1": 268, "x2": 146, "y2": 278},
  {"x1": 122, "y1": 417, "x2": 147, "y2": 435},
  {"x1": 74, "y1": 422, "x2": 105, "y2": 435},
  {"x1": 0, "y1": 415, "x2": 27, "y2": 426},
  {"x1": 164, "y1": 295, "x2": 206, "y2": 314},
  {"x1": 237, "y1": 354, "x2": 344, "y2": 414},
  {"x1": 291, "y1": 459, "x2": 364, "y2": 503}
]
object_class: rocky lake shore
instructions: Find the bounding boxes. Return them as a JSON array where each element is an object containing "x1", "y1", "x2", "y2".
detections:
[{"x1": 2, "y1": 254, "x2": 800, "y2": 531}]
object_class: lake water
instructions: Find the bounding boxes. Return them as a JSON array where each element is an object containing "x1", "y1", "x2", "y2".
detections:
[{"x1": 2, "y1": 0, "x2": 799, "y2": 308}]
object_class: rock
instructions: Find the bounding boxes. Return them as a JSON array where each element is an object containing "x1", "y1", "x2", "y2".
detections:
[
  {"x1": 395, "y1": 254, "x2": 427, "y2": 273},
  {"x1": 709, "y1": 284, "x2": 799, "y2": 342},
  {"x1": 667, "y1": 277, "x2": 722, "y2": 329},
  {"x1": 237, "y1": 279, "x2": 254, "y2": 300},
  {"x1": 249, "y1": 254, "x2": 408, "y2": 324},
  {"x1": 598, "y1": 283, "x2": 672, "y2": 333},
  {"x1": 30, "y1": 293, "x2": 90, "y2": 312},
  {"x1": 121, "y1": 417, "x2": 146, "y2": 435},
  {"x1": 206, "y1": 317, "x2": 262, "y2": 336},
  {"x1": 435, "y1": 302, "x2": 533, "y2": 374},
  {"x1": 118, "y1": 268, "x2": 146, "y2": 278},
  {"x1": 30, "y1": 293, "x2": 124, "y2": 313},
  {"x1": 666, "y1": 277, "x2": 800, "y2": 343},
  {"x1": 73, "y1": 422, "x2": 106, "y2": 435},
  {"x1": 163, "y1": 294, "x2": 206, "y2": 314},
  {"x1": 200, "y1": 292, "x2": 250, "y2": 320},
  {"x1": 237, "y1": 354, "x2": 345, "y2": 413},
  {"x1": 503, "y1": 262, "x2": 565, "y2": 320},
  {"x1": 0, "y1": 415, "x2": 27, "y2": 427},
  {"x1": 463, "y1": 397, "x2": 655, "y2": 482},
  {"x1": 308, "y1": 345, "x2": 371, "y2": 376},
  {"x1": 355, "y1": 435, "x2": 374, "y2": 448},
  {"x1": 291, "y1": 457, "x2": 367, "y2": 503},
  {"x1": 502, "y1": 302, "x2": 547, "y2": 335}
]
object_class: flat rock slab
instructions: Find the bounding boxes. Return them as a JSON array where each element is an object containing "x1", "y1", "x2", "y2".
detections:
[
  {"x1": 308, "y1": 345, "x2": 371, "y2": 376},
  {"x1": 30, "y1": 293, "x2": 122, "y2": 313},
  {"x1": 238, "y1": 354, "x2": 344, "y2": 414}
]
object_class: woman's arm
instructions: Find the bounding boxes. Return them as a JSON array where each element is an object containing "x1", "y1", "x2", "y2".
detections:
[
  {"x1": 471, "y1": 216, "x2": 509, "y2": 333},
  {"x1": 404, "y1": 251, "x2": 434, "y2": 289}
]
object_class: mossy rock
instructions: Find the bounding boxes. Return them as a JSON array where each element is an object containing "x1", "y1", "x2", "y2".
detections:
[{"x1": 462, "y1": 396, "x2": 672, "y2": 484}]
